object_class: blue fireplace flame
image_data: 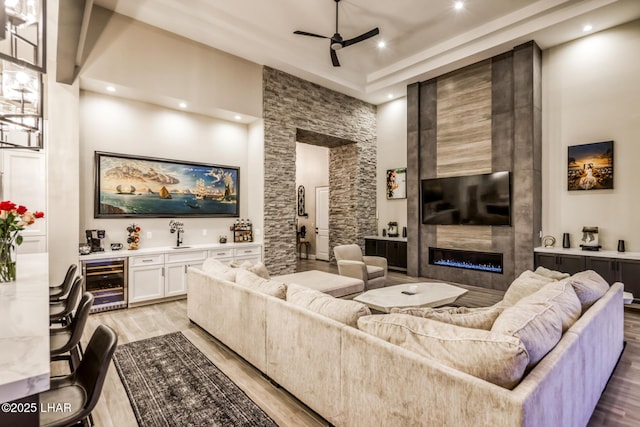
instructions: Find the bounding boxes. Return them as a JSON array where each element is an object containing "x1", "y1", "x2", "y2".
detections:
[{"x1": 433, "y1": 259, "x2": 503, "y2": 273}]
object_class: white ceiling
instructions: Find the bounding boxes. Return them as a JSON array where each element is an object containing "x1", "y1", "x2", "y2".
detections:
[{"x1": 93, "y1": 0, "x2": 640, "y2": 105}]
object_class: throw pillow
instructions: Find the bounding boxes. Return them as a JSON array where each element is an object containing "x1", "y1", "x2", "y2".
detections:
[
  {"x1": 567, "y1": 270, "x2": 610, "y2": 312},
  {"x1": 287, "y1": 283, "x2": 371, "y2": 328},
  {"x1": 358, "y1": 314, "x2": 529, "y2": 389},
  {"x1": 239, "y1": 261, "x2": 270, "y2": 279},
  {"x1": 534, "y1": 266, "x2": 570, "y2": 281},
  {"x1": 390, "y1": 306, "x2": 503, "y2": 330},
  {"x1": 501, "y1": 270, "x2": 555, "y2": 307},
  {"x1": 201, "y1": 258, "x2": 237, "y2": 282},
  {"x1": 235, "y1": 269, "x2": 286, "y2": 299},
  {"x1": 492, "y1": 298, "x2": 563, "y2": 369}
]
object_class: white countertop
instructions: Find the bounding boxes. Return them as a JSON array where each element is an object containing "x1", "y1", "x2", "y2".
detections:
[
  {"x1": 534, "y1": 246, "x2": 640, "y2": 261},
  {"x1": 0, "y1": 253, "x2": 50, "y2": 403},
  {"x1": 364, "y1": 235, "x2": 408, "y2": 242},
  {"x1": 79, "y1": 241, "x2": 263, "y2": 261}
]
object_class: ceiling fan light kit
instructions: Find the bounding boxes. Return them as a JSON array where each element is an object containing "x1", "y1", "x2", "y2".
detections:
[{"x1": 294, "y1": 0, "x2": 379, "y2": 67}]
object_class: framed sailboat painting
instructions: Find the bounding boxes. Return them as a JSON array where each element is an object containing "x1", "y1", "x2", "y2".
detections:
[{"x1": 94, "y1": 151, "x2": 240, "y2": 218}]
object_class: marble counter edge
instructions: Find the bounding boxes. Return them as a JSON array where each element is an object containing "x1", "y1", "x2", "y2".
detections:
[
  {"x1": 534, "y1": 246, "x2": 640, "y2": 261},
  {"x1": 79, "y1": 241, "x2": 264, "y2": 261},
  {"x1": 364, "y1": 236, "x2": 408, "y2": 242}
]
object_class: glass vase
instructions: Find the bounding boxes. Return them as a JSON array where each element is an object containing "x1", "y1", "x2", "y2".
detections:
[{"x1": 0, "y1": 238, "x2": 17, "y2": 283}]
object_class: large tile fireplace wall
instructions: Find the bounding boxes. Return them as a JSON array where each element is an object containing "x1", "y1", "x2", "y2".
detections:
[{"x1": 406, "y1": 42, "x2": 542, "y2": 291}]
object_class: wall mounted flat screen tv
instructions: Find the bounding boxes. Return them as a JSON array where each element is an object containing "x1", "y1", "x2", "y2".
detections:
[{"x1": 421, "y1": 171, "x2": 511, "y2": 225}]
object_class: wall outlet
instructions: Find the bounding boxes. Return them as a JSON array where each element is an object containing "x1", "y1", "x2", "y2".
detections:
[
  {"x1": 147, "y1": 231, "x2": 152, "y2": 239},
  {"x1": 202, "y1": 229, "x2": 207, "y2": 236}
]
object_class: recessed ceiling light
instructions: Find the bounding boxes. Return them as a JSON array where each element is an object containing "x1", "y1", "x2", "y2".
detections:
[
  {"x1": 583, "y1": 24, "x2": 593, "y2": 32},
  {"x1": 234, "y1": 115, "x2": 242, "y2": 121},
  {"x1": 377, "y1": 40, "x2": 386, "y2": 49},
  {"x1": 179, "y1": 102, "x2": 187, "y2": 108},
  {"x1": 454, "y1": 1, "x2": 464, "y2": 11},
  {"x1": 387, "y1": 94, "x2": 394, "y2": 99},
  {"x1": 106, "y1": 86, "x2": 116, "y2": 92}
]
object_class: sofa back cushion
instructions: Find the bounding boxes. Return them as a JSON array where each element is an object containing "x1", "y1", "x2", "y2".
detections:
[
  {"x1": 358, "y1": 313, "x2": 529, "y2": 389},
  {"x1": 390, "y1": 306, "x2": 503, "y2": 330},
  {"x1": 535, "y1": 266, "x2": 570, "y2": 281},
  {"x1": 567, "y1": 270, "x2": 610, "y2": 312},
  {"x1": 235, "y1": 269, "x2": 287, "y2": 299},
  {"x1": 287, "y1": 283, "x2": 370, "y2": 327},
  {"x1": 201, "y1": 258, "x2": 237, "y2": 282},
  {"x1": 231, "y1": 260, "x2": 271, "y2": 279},
  {"x1": 501, "y1": 270, "x2": 555, "y2": 306},
  {"x1": 492, "y1": 296, "x2": 563, "y2": 369}
]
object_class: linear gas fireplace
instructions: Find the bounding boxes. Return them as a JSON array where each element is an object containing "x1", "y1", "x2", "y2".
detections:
[{"x1": 429, "y1": 247, "x2": 503, "y2": 274}]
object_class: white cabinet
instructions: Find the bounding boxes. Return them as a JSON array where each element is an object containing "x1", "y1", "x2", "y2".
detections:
[
  {"x1": 232, "y1": 245, "x2": 262, "y2": 264},
  {"x1": 129, "y1": 255, "x2": 165, "y2": 304},
  {"x1": 164, "y1": 250, "x2": 207, "y2": 297},
  {"x1": 207, "y1": 247, "x2": 235, "y2": 265}
]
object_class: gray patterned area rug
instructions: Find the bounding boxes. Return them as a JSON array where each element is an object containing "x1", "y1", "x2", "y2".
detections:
[{"x1": 113, "y1": 331, "x2": 278, "y2": 427}]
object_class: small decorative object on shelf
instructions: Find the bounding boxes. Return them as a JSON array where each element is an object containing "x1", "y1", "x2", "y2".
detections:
[
  {"x1": 618, "y1": 240, "x2": 626, "y2": 253},
  {"x1": 0, "y1": 200, "x2": 44, "y2": 282},
  {"x1": 542, "y1": 235, "x2": 556, "y2": 248},
  {"x1": 219, "y1": 235, "x2": 227, "y2": 244},
  {"x1": 232, "y1": 219, "x2": 253, "y2": 242},
  {"x1": 127, "y1": 224, "x2": 141, "y2": 250},
  {"x1": 580, "y1": 226, "x2": 601, "y2": 251},
  {"x1": 562, "y1": 233, "x2": 570, "y2": 248}
]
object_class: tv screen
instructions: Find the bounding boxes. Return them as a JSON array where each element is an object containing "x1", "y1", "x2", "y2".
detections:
[{"x1": 421, "y1": 171, "x2": 511, "y2": 225}]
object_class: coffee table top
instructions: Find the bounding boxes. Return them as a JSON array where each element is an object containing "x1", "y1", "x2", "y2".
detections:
[{"x1": 354, "y1": 282, "x2": 468, "y2": 313}]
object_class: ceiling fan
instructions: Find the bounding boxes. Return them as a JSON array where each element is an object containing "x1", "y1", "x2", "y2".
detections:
[{"x1": 294, "y1": 0, "x2": 380, "y2": 67}]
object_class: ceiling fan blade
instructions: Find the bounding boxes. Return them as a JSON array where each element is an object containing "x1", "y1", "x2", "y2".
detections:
[
  {"x1": 294, "y1": 30, "x2": 329, "y2": 39},
  {"x1": 330, "y1": 48, "x2": 340, "y2": 67},
  {"x1": 343, "y1": 27, "x2": 380, "y2": 47}
]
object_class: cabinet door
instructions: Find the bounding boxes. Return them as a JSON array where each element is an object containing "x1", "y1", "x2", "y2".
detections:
[
  {"x1": 165, "y1": 263, "x2": 187, "y2": 297},
  {"x1": 386, "y1": 241, "x2": 399, "y2": 267},
  {"x1": 556, "y1": 255, "x2": 586, "y2": 275},
  {"x1": 364, "y1": 239, "x2": 376, "y2": 256},
  {"x1": 534, "y1": 253, "x2": 559, "y2": 271},
  {"x1": 129, "y1": 265, "x2": 164, "y2": 303},
  {"x1": 397, "y1": 241, "x2": 408, "y2": 269},
  {"x1": 618, "y1": 259, "x2": 640, "y2": 296},
  {"x1": 585, "y1": 257, "x2": 617, "y2": 285}
]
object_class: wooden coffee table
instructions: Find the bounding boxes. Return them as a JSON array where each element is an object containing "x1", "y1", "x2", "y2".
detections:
[{"x1": 354, "y1": 282, "x2": 468, "y2": 313}]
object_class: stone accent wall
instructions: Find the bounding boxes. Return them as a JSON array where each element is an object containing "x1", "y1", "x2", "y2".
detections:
[
  {"x1": 407, "y1": 42, "x2": 541, "y2": 290},
  {"x1": 263, "y1": 67, "x2": 377, "y2": 275}
]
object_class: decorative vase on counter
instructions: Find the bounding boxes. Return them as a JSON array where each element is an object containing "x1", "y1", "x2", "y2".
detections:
[
  {"x1": 0, "y1": 200, "x2": 45, "y2": 283},
  {"x1": 0, "y1": 239, "x2": 16, "y2": 283}
]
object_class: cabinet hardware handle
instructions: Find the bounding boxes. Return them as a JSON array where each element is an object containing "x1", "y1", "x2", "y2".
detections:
[
  {"x1": 244, "y1": 250, "x2": 252, "y2": 253},
  {"x1": 162, "y1": 267, "x2": 165, "y2": 277},
  {"x1": 217, "y1": 252, "x2": 226, "y2": 256},
  {"x1": 142, "y1": 259, "x2": 153, "y2": 263}
]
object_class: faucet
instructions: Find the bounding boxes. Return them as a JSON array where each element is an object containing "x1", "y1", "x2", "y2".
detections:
[{"x1": 169, "y1": 220, "x2": 184, "y2": 247}]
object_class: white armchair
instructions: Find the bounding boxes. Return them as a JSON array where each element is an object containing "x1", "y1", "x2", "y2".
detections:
[{"x1": 333, "y1": 244, "x2": 387, "y2": 290}]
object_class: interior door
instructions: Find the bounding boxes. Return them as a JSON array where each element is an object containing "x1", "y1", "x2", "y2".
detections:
[{"x1": 315, "y1": 186, "x2": 329, "y2": 261}]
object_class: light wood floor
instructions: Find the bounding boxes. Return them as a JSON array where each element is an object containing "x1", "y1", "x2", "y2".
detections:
[{"x1": 67, "y1": 260, "x2": 640, "y2": 427}]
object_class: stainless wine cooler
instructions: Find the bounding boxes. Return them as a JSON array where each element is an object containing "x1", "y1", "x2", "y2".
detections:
[{"x1": 81, "y1": 258, "x2": 128, "y2": 313}]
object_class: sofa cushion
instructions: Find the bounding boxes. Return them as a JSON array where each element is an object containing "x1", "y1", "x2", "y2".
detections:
[
  {"x1": 235, "y1": 269, "x2": 286, "y2": 299},
  {"x1": 527, "y1": 280, "x2": 582, "y2": 332},
  {"x1": 237, "y1": 260, "x2": 270, "y2": 279},
  {"x1": 534, "y1": 266, "x2": 570, "y2": 281},
  {"x1": 358, "y1": 314, "x2": 529, "y2": 389},
  {"x1": 366, "y1": 265, "x2": 385, "y2": 279},
  {"x1": 201, "y1": 258, "x2": 237, "y2": 282},
  {"x1": 492, "y1": 297, "x2": 563, "y2": 369},
  {"x1": 501, "y1": 270, "x2": 555, "y2": 307},
  {"x1": 390, "y1": 306, "x2": 503, "y2": 330},
  {"x1": 567, "y1": 270, "x2": 610, "y2": 312},
  {"x1": 287, "y1": 283, "x2": 371, "y2": 328}
]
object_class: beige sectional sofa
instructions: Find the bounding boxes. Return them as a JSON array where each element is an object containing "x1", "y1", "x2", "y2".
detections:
[{"x1": 187, "y1": 261, "x2": 624, "y2": 427}]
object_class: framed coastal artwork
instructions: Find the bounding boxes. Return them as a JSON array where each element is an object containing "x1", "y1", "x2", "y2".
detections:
[
  {"x1": 567, "y1": 141, "x2": 614, "y2": 191},
  {"x1": 386, "y1": 167, "x2": 407, "y2": 199},
  {"x1": 94, "y1": 152, "x2": 240, "y2": 218}
]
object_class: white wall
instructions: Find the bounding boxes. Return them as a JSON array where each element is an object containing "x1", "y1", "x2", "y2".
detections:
[
  {"x1": 79, "y1": 91, "x2": 256, "y2": 249},
  {"x1": 542, "y1": 19, "x2": 640, "y2": 251},
  {"x1": 376, "y1": 98, "x2": 408, "y2": 236},
  {"x1": 295, "y1": 142, "x2": 329, "y2": 256}
]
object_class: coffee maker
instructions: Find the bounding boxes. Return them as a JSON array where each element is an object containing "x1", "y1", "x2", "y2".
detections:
[
  {"x1": 387, "y1": 222, "x2": 399, "y2": 237},
  {"x1": 85, "y1": 229, "x2": 106, "y2": 252}
]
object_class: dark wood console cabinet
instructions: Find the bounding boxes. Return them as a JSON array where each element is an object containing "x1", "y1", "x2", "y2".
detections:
[
  {"x1": 534, "y1": 249, "x2": 640, "y2": 296},
  {"x1": 365, "y1": 237, "x2": 407, "y2": 270}
]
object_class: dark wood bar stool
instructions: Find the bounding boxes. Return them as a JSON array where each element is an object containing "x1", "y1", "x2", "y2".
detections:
[{"x1": 50, "y1": 292, "x2": 94, "y2": 372}]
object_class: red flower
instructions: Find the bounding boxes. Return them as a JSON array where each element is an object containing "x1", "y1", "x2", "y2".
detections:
[
  {"x1": 0, "y1": 201, "x2": 16, "y2": 211},
  {"x1": 16, "y1": 205, "x2": 28, "y2": 215},
  {"x1": 34, "y1": 211, "x2": 44, "y2": 219}
]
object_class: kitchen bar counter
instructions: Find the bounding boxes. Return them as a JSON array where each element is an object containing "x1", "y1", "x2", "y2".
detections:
[{"x1": 0, "y1": 253, "x2": 50, "y2": 403}]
